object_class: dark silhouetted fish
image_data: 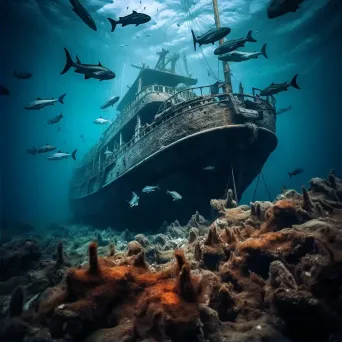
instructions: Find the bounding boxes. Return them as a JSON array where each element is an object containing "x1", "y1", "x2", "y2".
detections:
[
  {"x1": 61, "y1": 48, "x2": 115, "y2": 80},
  {"x1": 214, "y1": 30, "x2": 257, "y2": 55},
  {"x1": 260, "y1": 74, "x2": 300, "y2": 96},
  {"x1": 101, "y1": 96, "x2": 120, "y2": 109},
  {"x1": 48, "y1": 113, "x2": 64, "y2": 124},
  {"x1": 191, "y1": 27, "x2": 231, "y2": 51},
  {"x1": 288, "y1": 168, "x2": 304, "y2": 178},
  {"x1": 70, "y1": 0, "x2": 97, "y2": 31},
  {"x1": 218, "y1": 43, "x2": 268, "y2": 62},
  {"x1": 14, "y1": 71, "x2": 32, "y2": 79},
  {"x1": 33, "y1": 144, "x2": 57, "y2": 154},
  {"x1": 107, "y1": 11, "x2": 151, "y2": 32},
  {"x1": 0, "y1": 85, "x2": 9, "y2": 95},
  {"x1": 267, "y1": 0, "x2": 304, "y2": 19}
]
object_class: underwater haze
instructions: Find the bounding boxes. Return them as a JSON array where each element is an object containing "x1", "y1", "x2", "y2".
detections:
[{"x1": 1, "y1": 0, "x2": 342, "y2": 229}]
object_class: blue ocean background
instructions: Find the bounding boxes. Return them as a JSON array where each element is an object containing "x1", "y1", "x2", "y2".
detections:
[{"x1": 1, "y1": 0, "x2": 341, "y2": 229}]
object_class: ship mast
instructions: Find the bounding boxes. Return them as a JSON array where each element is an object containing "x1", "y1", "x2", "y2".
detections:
[{"x1": 212, "y1": 0, "x2": 232, "y2": 93}]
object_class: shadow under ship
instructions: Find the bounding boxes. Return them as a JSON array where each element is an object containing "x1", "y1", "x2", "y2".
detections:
[{"x1": 69, "y1": 29, "x2": 278, "y2": 231}]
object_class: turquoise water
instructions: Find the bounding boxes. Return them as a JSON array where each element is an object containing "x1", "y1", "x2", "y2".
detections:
[{"x1": 1, "y1": 0, "x2": 341, "y2": 229}]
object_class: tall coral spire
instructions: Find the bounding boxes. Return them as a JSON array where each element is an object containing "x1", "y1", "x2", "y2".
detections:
[
  {"x1": 175, "y1": 250, "x2": 197, "y2": 302},
  {"x1": 88, "y1": 242, "x2": 99, "y2": 274},
  {"x1": 301, "y1": 186, "x2": 314, "y2": 212},
  {"x1": 9, "y1": 286, "x2": 24, "y2": 317},
  {"x1": 56, "y1": 242, "x2": 65, "y2": 268}
]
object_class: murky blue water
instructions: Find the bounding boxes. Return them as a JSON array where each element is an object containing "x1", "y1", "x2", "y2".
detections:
[{"x1": 1, "y1": 0, "x2": 341, "y2": 229}]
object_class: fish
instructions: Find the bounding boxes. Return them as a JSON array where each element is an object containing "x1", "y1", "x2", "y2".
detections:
[
  {"x1": 288, "y1": 168, "x2": 304, "y2": 178},
  {"x1": 48, "y1": 149, "x2": 77, "y2": 161},
  {"x1": 107, "y1": 11, "x2": 151, "y2": 32},
  {"x1": 13, "y1": 71, "x2": 32, "y2": 79},
  {"x1": 48, "y1": 113, "x2": 63, "y2": 124},
  {"x1": 61, "y1": 48, "x2": 116, "y2": 81},
  {"x1": 267, "y1": 0, "x2": 304, "y2": 19},
  {"x1": 214, "y1": 30, "x2": 257, "y2": 55},
  {"x1": 142, "y1": 185, "x2": 160, "y2": 193},
  {"x1": 166, "y1": 190, "x2": 182, "y2": 201},
  {"x1": 70, "y1": 0, "x2": 97, "y2": 31},
  {"x1": 0, "y1": 85, "x2": 9, "y2": 95},
  {"x1": 24, "y1": 94, "x2": 66, "y2": 110},
  {"x1": 203, "y1": 166, "x2": 215, "y2": 171},
  {"x1": 276, "y1": 105, "x2": 292, "y2": 115},
  {"x1": 218, "y1": 43, "x2": 268, "y2": 62},
  {"x1": 94, "y1": 117, "x2": 112, "y2": 124},
  {"x1": 191, "y1": 27, "x2": 231, "y2": 51},
  {"x1": 35, "y1": 144, "x2": 57, "y2": 154},
  {"x1": 260, "y1": 74, "x2": 300, "y2": 96},
  {"x1": 101, "y1": 96, "x2": 120, "y2": 109},
  {"x1": 127, "y1": 192, "x2": 139, "y2": 207}
]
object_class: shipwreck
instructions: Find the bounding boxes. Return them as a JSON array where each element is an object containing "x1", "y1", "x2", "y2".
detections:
[{"x1": 69, "y1": 0, "x2": 277, "y2": 230}]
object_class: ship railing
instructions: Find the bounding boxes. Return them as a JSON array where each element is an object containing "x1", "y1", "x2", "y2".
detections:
[
  {"x1": 100, "y1": 85, "x2": 176, "y2": 147},
  {"x1": 156, "y1": 85, "x2": 275, "y2": 115}
]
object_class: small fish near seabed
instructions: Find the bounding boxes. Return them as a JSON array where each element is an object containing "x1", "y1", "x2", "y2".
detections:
[
  {"x1": 142, "y1": 185, "x2": 160, "y2": 193},
  {"x1": 14, "y1": 71, "x2": 32, "y2": 79},
  {"x1": 260, "y1": 74, "x2": 300, "y2": 96},
  {"x1": 218, "y1": 43, "x2": 268, "y2": 62},
  {"x1": 267, "y1": 0, "x2": 304, "y2": 19},
  {"x1": 101, "y1": 96, "x2": 120, "y2": 109},
  {"x1": 127, "y1": 192, "x2": 139, "y2": 207},
  {"x1": 48, "y1": 150, "x2": 77, "y2": 161},
  {"x1": 214, "y1": 30, "x2": 257, "y2": 55},
  {"x1": 107, "y1": 11, "x2": 151, "y2": 32},
  {"x1": 191, "y1": 27, "x2": 231, "y2": 51},
  {"x1": 166, "y1": 190, "x2": 182, "y2": 201},
  {"x1": 48, "y1": 113, "x2": 63, "y2": 124},
  {"x1": 94, "y1": 117, "x2": 112, "y2": 125},
  {"x1": 61, "y1": 48, "x2": 116, "y2": 81},
  {"x1": 24, "y1": 94, "x2": 66, "y2": 110},
  {"x1": 202, "y1": 166, "x2": 215, "y2": 171},
  {"x1": 288, "y1": 168, "x2": 304, "y2": 178},
  {"x1": 70, "y1": 0, "x2": 97, "y2": 31},
  {"x1": 0, "y1": 85, "x2": 9, "y2": 95},
  {"x1": 276, "y1": 105, "x2": 292, "y2": 115}
]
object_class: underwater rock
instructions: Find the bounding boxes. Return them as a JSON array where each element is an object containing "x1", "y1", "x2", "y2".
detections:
[
  {"x1": 0, "y1": 286, "x2": 37, "y2": 341},
  {"x1": 134, "y1": 233, "x2": 149, "y2": 247},
  {"x1": 0, "y1": 239, "x2": 41, "y2": 281},
  {"x1": 3, "y1": 171, "x2": 342, "y2": 342},
  {"x1": 153, "y1": 233, "x2": 169, "y2": 247}
]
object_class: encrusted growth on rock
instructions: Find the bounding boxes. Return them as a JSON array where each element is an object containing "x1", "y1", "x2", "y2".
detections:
[{"x1": 3, "y1": 171, "x2": 342, "y2": 342}]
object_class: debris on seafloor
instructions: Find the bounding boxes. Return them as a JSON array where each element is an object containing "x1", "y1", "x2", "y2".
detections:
[{"x1": 0, "y1": 170, "x2": 342, "y2": 342}]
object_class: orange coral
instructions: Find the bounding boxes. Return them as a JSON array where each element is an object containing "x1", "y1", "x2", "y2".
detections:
[
  {"x1": 37, "y1": 243, "x2": 204, "y2": 341},
  {"x1": 260, "y1": 200, "x2": 300, "y2": 233}
]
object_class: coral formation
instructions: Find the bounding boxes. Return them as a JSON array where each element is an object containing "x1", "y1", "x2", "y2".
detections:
[{"x1": 1, "y1": 171, "x2": 342, "y2": 342}]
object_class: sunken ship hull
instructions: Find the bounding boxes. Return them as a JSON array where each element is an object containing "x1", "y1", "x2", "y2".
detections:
[{"x1": 70, "y1": 76, "x2": 277, "y2": 230}]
